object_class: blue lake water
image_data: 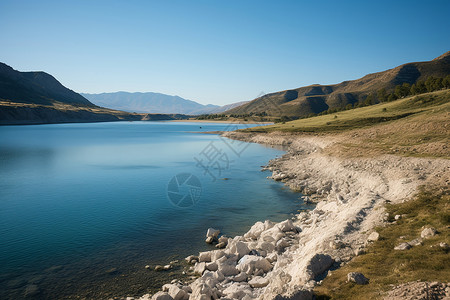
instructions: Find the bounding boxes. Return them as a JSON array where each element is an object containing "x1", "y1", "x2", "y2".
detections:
[{"x1": 0, "y1": 121, "x2": 311, "y2": 299}]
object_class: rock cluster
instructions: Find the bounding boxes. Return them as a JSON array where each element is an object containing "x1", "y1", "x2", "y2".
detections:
[
  {"x1": 394, "y1": 226, "x2": 438, "y2": 251},
  {"x1": 384, "y1": 281, "x2": 450, "y2": 300},
  {"x1": 139, "y1": 219, "x2": 323, "y2": 299},
  {"x1": 134, "y1": 132, "x2": 450, "y2": 300}
]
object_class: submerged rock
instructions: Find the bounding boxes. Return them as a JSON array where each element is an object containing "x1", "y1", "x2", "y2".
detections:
[
  {"x1": 206, "y1": 228, "x2": 220, "y2": 238},
  {"x1": 24, "y1": 284, "x2": 40, "y2": 297}
]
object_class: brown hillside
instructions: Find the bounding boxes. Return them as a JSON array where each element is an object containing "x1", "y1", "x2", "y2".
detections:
[{"x1": 226, "y1": 51, "x2": 450, "y2": 117}]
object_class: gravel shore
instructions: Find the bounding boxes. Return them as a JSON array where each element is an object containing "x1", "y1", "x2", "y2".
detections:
[{"x1": 136, "y1": 131, "x2": 449, "y2": 300}]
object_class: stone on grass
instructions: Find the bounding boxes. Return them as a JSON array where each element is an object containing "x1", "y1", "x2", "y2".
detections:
[
  {"x1": 421, "y1": 227, "x2": 437, "y2": 239},
  {"x1": 394, "y1": 242, "x2": 411, "y2": 251},
  {"x1": 347, "y1": 272, "x2": 369, "y2": 285},
  {"x1": 439, "y1": 242, "x2": 449, "y2": 250},
  {"x1": 367, "y1": 232, "x2": 380, "y2": 242},
  {"x1": 408, "y1": 238, "x2": 423, "y2": 246}
]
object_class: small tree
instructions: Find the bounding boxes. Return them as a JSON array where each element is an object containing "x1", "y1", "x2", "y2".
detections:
[
  {"x1": 443, "y1": 75, "x2": 450, "y2": 89},
  {"x1": 377, "y1": 88, "x2": 388, "y2": 102}
]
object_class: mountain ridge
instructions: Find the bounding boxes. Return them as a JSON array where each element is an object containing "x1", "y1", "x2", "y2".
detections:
[
  {"x1": 225, "y1": 51, "x2": 450, "y2": 117},
  {"x1": 0, "y1": 62, "x2": 93, "y2": 106},
  {"x1": 82, "y1": 91, "x2": 247, "y2": 115}
]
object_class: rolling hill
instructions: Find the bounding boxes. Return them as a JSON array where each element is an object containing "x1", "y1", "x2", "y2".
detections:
[{"x1": 225, "y1": 51, "x2": 450, "y2": 117}]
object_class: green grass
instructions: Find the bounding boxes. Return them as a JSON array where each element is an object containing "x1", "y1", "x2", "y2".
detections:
[
  {"x1": 242, "y1": 90, "x2": 450, "y2": 133},
  {"x1": 314, "y1": 187, "x2": 450, "y2": 299}
]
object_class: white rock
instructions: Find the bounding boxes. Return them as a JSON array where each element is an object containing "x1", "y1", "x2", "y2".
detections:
[
  {"x1": 206, "y1": 228, "x2": 220, "y2": 238},
  {"x1": 222, "y1": 283, "x2": 253, "y2": 299},
  {"x1": 194, "y1": 262, "x2": 206, "y2": 275},
  {"x1": 198, "y1": 251, "x2": 212, "y2": 262},
  {"x1": 421, "y1": 227, "x2": 437, "y2": 239},
  {"x1": 151, "y1": 291, "x2": 174, "y2": 300},
  {"x1": 206, "y1": 261, "x2": 218, "y2": 271},
  {"x1": 211, "y1": 250, "x2": 225, "y2": 262},
  {"x1": 190, "y1": 281, "x2": 218, "y2": 300},
  {"x1": 266, "y1": 253, "x2": 277, "y2": 263},
  {"x1": 218, "y1": 262, "x2": 239, "y2": 276},
  {"x1": 233, "y1": 272, "x2": 248, "y2": 282},
  {"x1": 408, "y1": 238, "x2": 423, "y2": 246},
  {"x1": 260, "y1": 226, "x2": 284, "y2": 244},
  {"x1": 367, "y1": 232, "x2": 380, "y2": 242},
  {"x1": 215, "y1": 242, "x2": 226, "y2": 248},
  {"x1": 166, "y1": 284, "x2": 188, "y2": 300},
  {"x1": 237, "y1": 255, "x2": 273, "y2": 275},
  {"x1": 218, "y1": 236, "x2": 229, "y2": 244},
  {"x1": 277, "y1": 219, "x2": 296, "y2": 232},
  {"x1": 248, "y1": 276, "x2": 269, "y2": 288},
  {"x1": 185, "y1": 255, "x2": 198, "y2": 264},
  {"x1": 244, "y1": 221, "x2": 266, "y2": 240},
  {"x1": 229, "y1": 241, "x2": 250, "y2": 259},
  {"x1": 347, "y1": 272, "x2": 369, "y2": 285},
  {"x1": 394, "y1": 242, "x2": 411, "y2": 250},
  {"x1": 257, "y1": 241, "x2": 276, "y2": 253}
]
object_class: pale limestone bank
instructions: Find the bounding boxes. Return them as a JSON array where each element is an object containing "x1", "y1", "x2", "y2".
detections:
[{"x1": 137, "y1": 131, "x2": 449, "y2": 300}]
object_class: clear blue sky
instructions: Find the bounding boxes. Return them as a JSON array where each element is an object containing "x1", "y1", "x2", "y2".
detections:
[{"x1": 1, "y1": 0, "x2": 449, "y2": 105}]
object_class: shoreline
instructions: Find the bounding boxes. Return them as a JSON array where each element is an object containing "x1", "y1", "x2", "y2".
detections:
[
  {"x1": 135, "y1": 131, "x2": 449, "y2": 300},
  {"x1": 167, "y1": 119, "x2": 273, "y2": 124}
]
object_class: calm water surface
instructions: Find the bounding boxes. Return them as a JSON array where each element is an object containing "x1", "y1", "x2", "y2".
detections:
[{"x1": 0, "y1": 121, "x2": 312, "y2": 299}]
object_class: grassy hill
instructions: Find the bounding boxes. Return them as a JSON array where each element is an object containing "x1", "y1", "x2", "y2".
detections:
[
  {"x1": 0, "y1": 62, "x2": 190, "y2": 125},
  {"x1": 225, "y1": 52, "x2": 450, "y2": 118},
  {"x1": 242, "y1": 89, "x2": 450, "y2": 158}
]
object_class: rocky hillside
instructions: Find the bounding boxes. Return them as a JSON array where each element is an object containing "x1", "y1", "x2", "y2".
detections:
[{"x1": 225, "y1": 51, "x2": 450, "y2": 117}]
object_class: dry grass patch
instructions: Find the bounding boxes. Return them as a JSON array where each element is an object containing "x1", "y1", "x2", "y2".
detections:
[{"x1": 314, "y1": 187, "x2": 450, "y2": 299}]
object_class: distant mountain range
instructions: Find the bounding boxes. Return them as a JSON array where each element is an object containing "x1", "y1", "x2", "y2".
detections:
[
  {"x1": 81, "y1": 92, "x2": 248, "y2": 115},
  {"x1": 225, "y1": 51, "x2": 450, "y2": 117}
]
